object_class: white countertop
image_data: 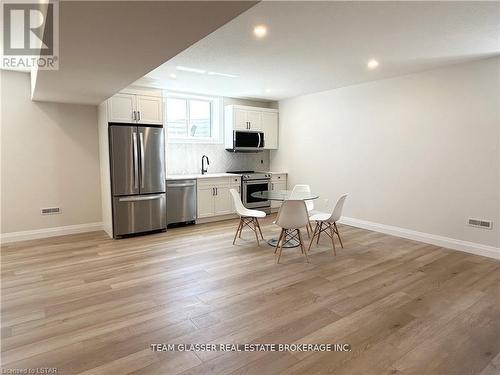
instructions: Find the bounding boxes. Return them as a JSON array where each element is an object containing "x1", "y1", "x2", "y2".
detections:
[
  {"x1": 166, "y1": 171, "x2": 287, "y2": 181},
  {"x1": 166, "y1": 172, "x2": 242, "y2": 181},
  {"x1": 265, "y1": 171, "x2": 288, "y2": 175}
]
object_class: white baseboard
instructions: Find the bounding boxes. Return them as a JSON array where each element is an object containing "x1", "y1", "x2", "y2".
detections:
[
  {"x1": 1, "y1": 222, "x2": 103, "y2": 244},
  {"x1": 338, "y1": 217, "x2": 500, "y2": 261}
]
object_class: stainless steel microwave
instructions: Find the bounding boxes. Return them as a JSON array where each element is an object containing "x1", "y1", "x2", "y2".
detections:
[{"x1": 227, "y1": 130, "x2": 265, "y2": 152}]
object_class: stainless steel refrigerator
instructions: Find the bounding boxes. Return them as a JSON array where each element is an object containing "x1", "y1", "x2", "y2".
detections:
[{"x1": 109, "y1": 125, "x2": 166, "y2": 238}]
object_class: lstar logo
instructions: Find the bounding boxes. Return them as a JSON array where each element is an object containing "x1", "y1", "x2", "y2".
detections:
[{"x1": 2, "y1": 0, "x2": 59, "y2": 70}]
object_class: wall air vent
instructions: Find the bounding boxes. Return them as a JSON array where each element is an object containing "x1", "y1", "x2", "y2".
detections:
[
  {"x1": 41, "y1": 207, "x2": 61, "y2": 215},
  {"x1": 468, "y1": 218, "x2": 492, "y2": 230}
]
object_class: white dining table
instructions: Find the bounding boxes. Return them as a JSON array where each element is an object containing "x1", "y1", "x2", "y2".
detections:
[{"x1": 251, "y1": 190, "x2": 319, "y2": 248}]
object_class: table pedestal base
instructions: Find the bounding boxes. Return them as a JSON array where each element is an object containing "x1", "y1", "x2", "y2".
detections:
[{"x1": 267, "y1": 229, "x2": 300, "y2": 248}]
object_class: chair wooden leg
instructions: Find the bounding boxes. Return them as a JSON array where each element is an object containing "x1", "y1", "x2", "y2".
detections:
[
  {"x1": 298, "y1": 229, "x2": 304, "y2": 253},
  {"x1": 308, "y1": 222, "x2": 319, "y2": 252},
  {"x1": 238, "y1": 220, "x2": 243, "y2": 238},
  {"x1": 329, "y1": 223, "x2": 336, "y2": 256},
  {"x1": 276, "y1": 230, "x2": 285, "y2": 264},
  {"x1": 316, "y1": 222, "x2": 323, "y2": 244},
  {"x1": 256, "y1": 219, "x2": 264, "y2": 240},
  {"x1": 333, "y1": 222, "x2": 343, "y2": 248},
  {"x1": 298, "y1": 229, "x2": 309, "y2": 263},
  {"x1": 253, "y1": 218, "x2": 260, "y2": 246},
  {"x1": 306, "y1": 221, "x2": 312, "y2": 239},
  {"x1": 275, "y1": 229, "x2": 284, "y2": 254},
  {"x1": 233, "y1": 218, "x2": 243, "y2": 245}
]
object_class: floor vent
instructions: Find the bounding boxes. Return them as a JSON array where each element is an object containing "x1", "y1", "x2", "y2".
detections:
[
  {"x1": 468, "y1": 218, "x2": 492, "y2": 230},
  {"x1": 41, "y1": 207, "x2": 61, "y2": 215}
]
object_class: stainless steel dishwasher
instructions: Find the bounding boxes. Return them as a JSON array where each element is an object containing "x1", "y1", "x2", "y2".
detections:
[{"x1": 166, "y1": 179, "x2": 197, "y2": 226}]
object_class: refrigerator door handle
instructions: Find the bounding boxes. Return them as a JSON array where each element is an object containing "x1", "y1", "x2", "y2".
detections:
[
  {"x1": 119, "y1": 194, "x2": 164, "y2": 202},
  {"x1": 132, "y1": 132, "x2": 139, "y2": 189},
  {"x1": 139, "y1": 132, "x2": 145, "y2": 189}
]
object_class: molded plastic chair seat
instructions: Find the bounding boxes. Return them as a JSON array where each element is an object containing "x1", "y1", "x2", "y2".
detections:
[
  {"x1": 308, "y1": 194, "x2": 348, "y2": 256},
  {"x1": 290, "y1": 184, "x2": 316, "y2": 237},
  {"x1": 309, "y1": 212, "x2": 331, "y2": 222},
  {"x1": 274, "y1": 200, "x2": 310, "y2": 264},
  {"x1": 230, "y1": 189, "x2": 266, "y2": 246},
  {"x1": 241, "y1": 208, "x2": 266, "y2": 218}
]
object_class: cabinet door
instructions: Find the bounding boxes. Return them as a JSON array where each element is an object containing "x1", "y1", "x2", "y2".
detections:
[
  {"x1": 230, "y1": 184, "x2": 241, "y2": 213},
  {"x1": 271, "y1": 181, "x2": 287, "y2": 208},
  {"x1": 197, "y1": 187, "x2": 214, "y2": 218},
  {"x1": 108, "y1": 94, "x2": 135, "y2": 123},
  {"x1": 213, "y1": 186, "x2": 232, "y2": 216},
  {"x1": 262, "y1": 112, "x2": 278, "y2": 149},
  {"x1": 233, "y1": 108, "x2": 248, "y2": 130},
  {"x1": 246, "y1": 110, "x2": 262, "y2": 130},
  {"x1": 136, "y1": 95, "x2": 163, "y2": 125}
]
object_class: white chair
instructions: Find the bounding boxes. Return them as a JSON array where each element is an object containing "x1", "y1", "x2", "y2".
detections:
[
  {"x1": 290, "y1": 184, "x2": 315, "y2": 236},
  {"x1": 308, "y1": 194, "x2": 348, "y2": 255},
  {"x1": 230, "y1": 189, "x2": 266, "y2": 246},
  {"x1": 274, "y1": 200, "x2": 310, "y2": 264}
]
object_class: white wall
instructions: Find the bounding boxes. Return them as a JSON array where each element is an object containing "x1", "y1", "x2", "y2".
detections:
[
  {"x1": 1, "y1": 71, "x2": 102, "y2": 237},
  {"x1": 271, "y1": 57, "x2": 500, "y2": 249}
]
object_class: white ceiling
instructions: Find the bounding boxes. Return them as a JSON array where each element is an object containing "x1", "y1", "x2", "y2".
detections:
[
  {"x1": 136, "y1": 1, "x2": 500, "y2": 101},
  {"x1": 31, "y1": 1, "x2": 257, "y2": 104}
]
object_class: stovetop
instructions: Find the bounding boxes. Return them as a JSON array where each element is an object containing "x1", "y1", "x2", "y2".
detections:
[
  {"x1": 227, "y1": 170, "x2": 255, "y2": 174},
  {"x1": 227, "y1": 170, "x2": 271, "y2": 180}
]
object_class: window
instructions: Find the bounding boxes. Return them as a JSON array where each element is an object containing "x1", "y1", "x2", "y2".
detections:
[{"x1": 165, "y1": 94, "x2": 221, "y2": 143}]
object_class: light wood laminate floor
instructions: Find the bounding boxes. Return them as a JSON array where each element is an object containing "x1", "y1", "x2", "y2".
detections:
[{"x1": 1, "y1": 216, "x2": 500, "y2": 375}]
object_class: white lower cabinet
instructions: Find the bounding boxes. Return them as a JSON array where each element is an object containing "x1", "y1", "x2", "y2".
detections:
[
  {"x1": 197, "y1": 176, "x2": 241, "y2": 219},
  {"x1": 197, "y1": 186, "x2": 216, "y2": 219},
  {"x1": 270, "y1": 173, "x2": 288, "y2": 209},
  {"x1": 214, "y1": 187, "x2": 232, "y2": 216}
]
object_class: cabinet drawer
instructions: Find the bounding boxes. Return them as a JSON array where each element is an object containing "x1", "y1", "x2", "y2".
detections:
[
  {"x1": 197, "y1": 177, "x2": 231, "y2": 188},
  {"x1": 113, "y1": 194, "x2": 166, "y2": 236},
  {"x1": 230, "y1": 176, "x2": 241, "y2": 184},
  {"x1": 271, "y1": 173, "x2": 287, "y2": 182}
]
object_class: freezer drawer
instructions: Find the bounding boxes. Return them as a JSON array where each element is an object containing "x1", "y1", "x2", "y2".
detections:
[
  {"x1": 167, "y1": 179, "x2": 197, "y2": 225},
  {"x1": 113, "y1": 193, "x2": 166, "y2": 237}
]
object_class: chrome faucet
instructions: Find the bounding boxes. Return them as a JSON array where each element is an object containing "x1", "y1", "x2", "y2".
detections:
[{"x1": 201, "y1": 155, "x2": 210, "y2": 175}]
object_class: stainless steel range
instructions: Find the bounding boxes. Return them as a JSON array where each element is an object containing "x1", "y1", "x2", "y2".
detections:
[{"x1": 227, "y1": 170, "x2": 271, "y2": 212}]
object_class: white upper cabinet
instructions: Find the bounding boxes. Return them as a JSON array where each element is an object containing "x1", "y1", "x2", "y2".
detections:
[
  {"x1": 232, "y1": 108, "x2": 262, "y2": 131},
  {"x1": 108, "y1": 94, "x2": 136, "y2": 123},
  {"x1": 224, "y1": 105, "x2": 278, "y2": 149},
  {"x1": 136, "y1": 96, "x2": 163, "y2": 124},
  {"x1": 261, "y1": 112, "x2": 278, "y2": 149},
  {"x1": 245, "y1": 110, "x2": 262, "y2": 130},
  {"x1": 107, "y1": 89, "x2": 163, "y2": 125},
  {"x1": 233, "y1": 108, "x2": 248, "y2": 130}
]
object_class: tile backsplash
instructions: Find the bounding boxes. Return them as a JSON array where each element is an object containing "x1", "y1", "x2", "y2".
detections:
[
  {"x1": 166, "y1": 97, "x2": 276, "y2": 175},
  {"x1": 167, "y1": 143, "x2": 270, "y2": 174}
]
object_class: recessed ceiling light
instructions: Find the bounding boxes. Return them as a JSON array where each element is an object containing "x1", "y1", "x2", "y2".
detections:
[
  {"x1": 208, "y1": 71, "x2": 238, "y2": 78},
  {"x1": 169, "y1": 73, "x2": 177, "y2": 79},
  {"x1": 253, "y1": 25, "x2": 267, "y2": 38},
  {"x1": 176, "y1": 66, "x2": 206, "y2": 74},
  {"x1": 367, "y1": 59, "x2": 379, "y2": 70},
  {"x1": 265, "y1": 88, "x2": 271, "y2": 93}
]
